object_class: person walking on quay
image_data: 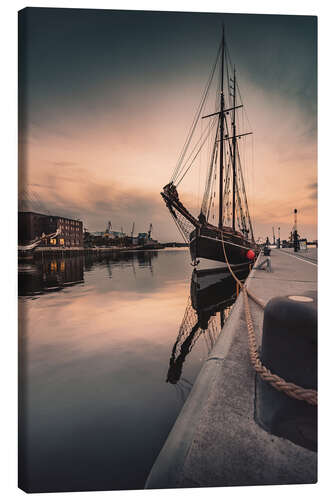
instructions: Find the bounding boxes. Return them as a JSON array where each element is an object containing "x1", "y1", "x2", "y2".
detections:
[{"x1": 255, "y1": 245, "x2": 272, "y2": 272}]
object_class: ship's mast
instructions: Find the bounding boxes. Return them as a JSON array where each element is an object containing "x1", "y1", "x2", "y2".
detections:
[
  {"x1": 232, "y1": 66, "x2": 236, "y2": 230},
  {"x1": 218, "y1": 28, "x2": 225, "y2": 230}
]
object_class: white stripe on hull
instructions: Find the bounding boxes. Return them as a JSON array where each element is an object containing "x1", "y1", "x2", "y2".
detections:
[{"x1": 190, "y1": 234, "x2": 252, "y2": 251}]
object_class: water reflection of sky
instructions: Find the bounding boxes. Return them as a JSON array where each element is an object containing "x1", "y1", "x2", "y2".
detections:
[{"x1": 19, "y1": 249, "x2": 225, "y2": 492}]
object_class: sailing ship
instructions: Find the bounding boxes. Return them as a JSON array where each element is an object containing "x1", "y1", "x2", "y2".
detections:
[{"x1": 161, "y1": 28, "x2": 258, "y2": 265}]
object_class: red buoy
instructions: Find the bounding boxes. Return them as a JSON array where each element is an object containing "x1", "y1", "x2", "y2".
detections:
[{"x1": 246, "y1": 249, "x2": 255, "y2": 260}]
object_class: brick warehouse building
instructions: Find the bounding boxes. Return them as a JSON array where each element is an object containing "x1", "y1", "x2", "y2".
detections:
[{"x1": 18, "y1": 212, "x2": 83, "y2": 247}]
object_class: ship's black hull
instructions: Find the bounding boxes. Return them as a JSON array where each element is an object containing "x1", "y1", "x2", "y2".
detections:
[
  {"x1": 190, "y1": 264, "x2": 250, "y2": 312},
  {"x1": 190, "y1": 226, "x2": 256, "y2": 264}
]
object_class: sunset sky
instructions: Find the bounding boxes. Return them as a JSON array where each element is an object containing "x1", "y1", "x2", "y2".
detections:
[{"x1": 18, "y1": 8, "x2": 317, "y2": 242}]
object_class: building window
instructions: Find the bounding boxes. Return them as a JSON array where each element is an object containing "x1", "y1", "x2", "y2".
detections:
[{"x1": 50, "y1": 238, "x2": 57, "y2": 245}]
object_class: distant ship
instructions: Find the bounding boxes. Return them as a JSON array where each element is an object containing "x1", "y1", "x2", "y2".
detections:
[
  {"x1": 161, "y1": 28, "x2": 258, "y2": 265},
  {"x1": 18, "y1": 228, "x2": 61, "y2": 260}
]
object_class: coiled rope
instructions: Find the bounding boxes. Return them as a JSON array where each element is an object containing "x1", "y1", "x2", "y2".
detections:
[{"x1": 220, "y1": 234, "x2": 317, "y2": 406}]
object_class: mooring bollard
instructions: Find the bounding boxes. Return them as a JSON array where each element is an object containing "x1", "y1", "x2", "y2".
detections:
[{"x1": 255, "y1": 291, "x2": 317, "y2": 451}]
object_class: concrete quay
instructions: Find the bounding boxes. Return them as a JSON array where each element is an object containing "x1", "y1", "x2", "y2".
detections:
[
  {"x1": 145, "y1": 248, "x2": 317, "y2": 489},
  {"x1": 32, "y1": 244, "x2": 164, "y2": 258}
]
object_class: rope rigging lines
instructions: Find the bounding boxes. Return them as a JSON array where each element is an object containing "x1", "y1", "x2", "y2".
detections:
[
  {"x1": 175, "y1": 116, "x2": 219, "y2": 187},
  {"x1": 167, "y1": 297, "x2": 220, "y2": 386},
  {"x1": 201, "y1": 122, "x2": 219, "y2": 217},
  {"x1": 171, "y1": 41, "x2": 222, "y2": 185},
  {"x1": 18, "y1": 188, "x2": 51, "y2": 215},
  {"x1": 164, "y1": 30, "x2": 255, "y2": 249},
  {"x1": 168, "y1": 207, "x2": 195, "y2": 243}
]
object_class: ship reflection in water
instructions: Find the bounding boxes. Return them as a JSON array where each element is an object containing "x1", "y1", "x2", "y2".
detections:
[{"x1": 167, "y1": 264, "x2": 250, "y2": 395}]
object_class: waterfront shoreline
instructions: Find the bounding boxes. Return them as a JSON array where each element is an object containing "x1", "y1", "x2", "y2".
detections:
[{"x1": 18, "y1": 243, "x2": 189, "y2": 260}]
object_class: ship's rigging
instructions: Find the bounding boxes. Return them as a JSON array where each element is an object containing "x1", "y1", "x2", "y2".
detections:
[
  {"x1": 161, "y1": 27, "x2": 257, "y2": 264},
  {"x1": 166, "y1": 297, "x2": 222, "y2": 387}
]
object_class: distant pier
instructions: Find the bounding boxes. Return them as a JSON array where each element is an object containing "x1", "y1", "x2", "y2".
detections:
[
  {"x1": 145, "y1": 248, "x2": 317, "y2": 488},
  {"x1": 21, "y1": 242, "x2": 188, "y2": 260}
]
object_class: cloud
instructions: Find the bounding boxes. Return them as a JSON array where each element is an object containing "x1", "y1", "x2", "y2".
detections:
[
  {"x1": 51, "y1": 161, "x2": 78, "y2": 167},
  {"x1": 307, "y1": 182, "x2": 317, "y2": 200},
  {"x1": 30, "y1": 183, "x2": 51, "y2": 188},
  {"x1": 252, "y1": 195, "x2": 317, "y2": 224},
  {"x1": 24, "y1": 167, "x2": 179, "y2": 239}
]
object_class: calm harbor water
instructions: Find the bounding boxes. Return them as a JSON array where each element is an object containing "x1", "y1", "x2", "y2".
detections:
[{"x1": 18, "y1": 249, "x2": 240, "y2": 492}]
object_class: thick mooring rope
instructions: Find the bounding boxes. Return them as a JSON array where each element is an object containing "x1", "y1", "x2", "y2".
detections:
[{"x1": 220, "y1": 235, "x2": 317, "y2": 406}]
